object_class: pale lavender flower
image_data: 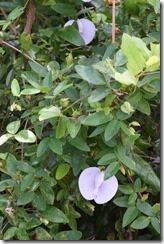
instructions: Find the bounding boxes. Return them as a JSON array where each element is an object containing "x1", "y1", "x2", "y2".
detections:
[
  {"x1": 47, "y1": 65, "x2": 51, "y2": 72},
  {"x1": 64, "y1": 18, "x2": 96, "y2": 45},
  {"x1": 78, "y1": 167, "x2": 118, "y2": 204},
  {"x1": 5, "y1": 207, "x2": 13, "y2": 215},
  {"x1": 82, "y1": 0, "x2": 91, "y2": 2}
]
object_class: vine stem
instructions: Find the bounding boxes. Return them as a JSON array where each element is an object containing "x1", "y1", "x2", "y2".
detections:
[
  {"x1": 0, "y1": 39, "x2": 43, "y2": 66},
  {"x1": 112, "y1": 0, "x2": 116, "y2": 43}
]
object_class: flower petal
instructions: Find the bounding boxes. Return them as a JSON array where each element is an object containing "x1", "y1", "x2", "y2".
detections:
[
  {"x1": 78, "y1": 167, "x2": 100, "y2": 200},
  {"x1": 77, "y1": 19, "x2": 96, "y2": 45},
  {"x1": 82, "y1": 0, "x2": 91, "y2": 2},
  {"x1": 64, "y1": 19, "x2": 75, "y2": 27},
  {"x1": 94, "y1": 176, "x2": 118, "y2": 204}
]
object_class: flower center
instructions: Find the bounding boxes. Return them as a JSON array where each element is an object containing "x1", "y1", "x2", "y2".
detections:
[
  {"x1": 77, "y1": 19, "x2": 83, "y2": 34},
  {"x1": 93, "y1": 171, "x2": 104, "y2": 196}
]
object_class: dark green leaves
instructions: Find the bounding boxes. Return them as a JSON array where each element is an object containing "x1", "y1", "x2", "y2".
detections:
[
  {"x1": 51, "y1": 3, "x2": 76, "y2": 16},
  {"x1": 75, "y1": 65, "x2": 106, "y2": 85},
  {"x1": 41, "y1": 206, "x2": 69, "y2": 223},
  {"x1": 40, "y1": 181, "x2": 55, "y2": 205},
  {"x1": 133, "y1": 155, "x2": 160, "y2": 191},
  {"x1": 114, "y1": 145, "x2": 136, "y2": 170},
  {"x1": 104, "y1": 119, "x2": 120, "y2": 141},
  {"x1": 122, "y1": 206, "x2": 138, "y2": 227},
  {"x1": 35, "y1": 227, "x2": 52, "y2": 240},
  {"x1": 54, "y1": 230, "x2": 82, "y2": 240},
  {"x1": 58, "y1": 26, "x2": 85, "y2": 46},
  {"x1": 80, "y1": 111, "x2": 113, "y2": 126},
  {"x1": 104, "y1": 162, "x2": 120, "y2": 180},
  {"x1": 131, "y1": 216, "x2": 150, "y2": 229}
]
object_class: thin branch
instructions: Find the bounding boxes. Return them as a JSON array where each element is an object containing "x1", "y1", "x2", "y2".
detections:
[
  {"x1": 0, "y1": 8, "x2": 19, "y2": 35},
  {"x1": 0, "y1": 39, "x2": 43, "y2": 66},
  {"x1": 112, "y1": 0, "x2": 116, "y2": 43}
]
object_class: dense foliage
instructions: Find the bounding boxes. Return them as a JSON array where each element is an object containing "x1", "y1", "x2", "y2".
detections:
[{"x1": 0, "y1": 0, "x2": 160, "y2": 240}]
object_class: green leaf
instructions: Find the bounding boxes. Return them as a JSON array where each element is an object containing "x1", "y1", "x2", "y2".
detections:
[
  {"x1": 123, "y1": 206, "x2": 138, "y2": 227},
  {"x1": 28, "y1": 61, "x2": 47, "y2": 77},
  {"x1": 113, "y1": 196, "x2": 129, "y2": 208},
  {"x1": 56, "y1": 115, "x2": 68, "y2": 139},
  {"x1": 39, "y1": 106, "x2": 61, "y2": 121},
  {"x1": 72, "y1": 150, "x2": 86, "y2": 176},
  {"x1": 40, "y1": 180, "x2": 55, "y2": 205},
  {"x1": 17, "y1": 162, "x2": 35, "y2": 173},
  {"x1": 121, "y1": 33, "x2": 146, "y2": 76},
  {"x1": 114, "y1": 145, "x2": 136, "y2": 170},
  {"x1": 20, "y1": 88, "x2": 40, "y2": 95},
  {"x1": 6, "y1": 120, "x2": 20, "y2": 135},
  {"x1": 89, "y1": 124, "x2": 106, "y2": 138},
  {"x1": 8, "y1": 6, "x2": 24, "y2": 21},
  {"x1": 136, "y1": 200, "x2": 154, "y2": 216},
  {"x1": 114, "y1": 49, "x2": 127, "y2": 67},
  {"x1": 128, "y1": 192, "x2": 138, "y2": 205},
  {"x1": 115, "y1": 70, "x2": 138, "y2": 86},
  {"x1": 58, "y1": 26, "x2": 85, "y2": 46},
  {"x1": 21, "y1": 71, "x2": 40, "y2": 89},
  {"x1": 41, "y1": 206, "x2": 69, "y2": 223},
  {"x1": 56, "y1": 163, "x2": 70, "y2": 180},
  {"x1": 0, "y1": 179, "x2": 16, "y2": 192},
  {"x1": 104, "y1": 119, "x2": 120, "y2": 141},
  {"x1": 37, "y1": 137, "x2": 49, "y2": 157},
  {"x1": 152, "y1": 203, "x2": 160, "y2": 214},
  {"x1": 20, "y1": 173, "x2": 34, "y2": 191},
  {"x1": 14, "y1": 130, "x2": 36, "y2": 143},
  {"x1": 53, "y1": 80, "x2": 72, "y2": 97},
  {"x1": 32, "y1": 195, "x2": 46, "y2": 211},
  {"x1": 17, "y1": 191, "x2": 35, "y2": 205},
  {"x1": 0, "y1": 133, "x2": 13, "y2": 146},
  {"x1": 26, "y1": 218, "x2": 42, "y2": 230},
  {"x1": 54, "y1": 230, "x2": 82, "y2": 240},
  {"x1": 51, "y1": 3, "x2": 76, "y2": 16},
  {"x1": 3, "y1": 227, "x2": 18, "y2": 240},
  {"x1": 97, "y1": 153, "x2": 117, "y2": 165},
  {"x1": 75, "y1": 65, "x2": 106, "y2": 85},
  {"x1": 104, "y1": 162, "x2": 120, "y2": 180},
  {"x1": 88, "y1": 87, "x2": 110, "y2": 103},
  {"x1": 137, "y1": 73, "x2": 159, "y2": 88},
  {"x1": 16, "y1": 228, "x2": 30, "y2": 240},
  {"x1": 137, "y1": 98, "x2": 151, "y2": 115},
  {"x1": 36, "y1": 227, "x2": 52, "y2": 240},
  {"x1": 134, "y1": 178, "x2": 141, "y2": 192},
  {"x1": 119, "y1": 185, "x2": 134, "y2": 195},
  {"x1": 133, "y1": 155, "x2": 160, "y2": 191},
  {"x1": 67, "y1": 120, "x2": 81, "y2": 138},
  {"x1": 69, "y1": 135, "x2": 90, "y2": 152},
  {"x1": 147, "y1": 0, "x2": 160, "y2": 13},
  {"x1": 48, "y1": 136, "x2": 63, "y2": 155},
  {"x1": 80, "y1": 111, "x2": 113, "y2": 126},
  {"x1": 131, "y1": 216, "x2": 150, "y2": 229},
  {"x1": 151, "y1": 217, "x2": 160, "y2": 234},
  {"x1": 11, "y1": 78, "x2": 20, "y2": 97}
]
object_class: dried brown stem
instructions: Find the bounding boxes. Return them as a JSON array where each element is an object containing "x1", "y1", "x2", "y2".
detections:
[{"x1": 23, "y1": 0, "x2": 36, "y2": 34}]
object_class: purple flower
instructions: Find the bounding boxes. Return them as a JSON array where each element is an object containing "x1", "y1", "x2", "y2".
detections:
[
  {"x1": 78, "y1": 167, "x2": 118, "y2": 204},
  {"x1": 64, "y1": 18, "x2": 96, "y2": 45},
  {"x1": 82, "y1": 0, "x2": 91, "y2": 2}
]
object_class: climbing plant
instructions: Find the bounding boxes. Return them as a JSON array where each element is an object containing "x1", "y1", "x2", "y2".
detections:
[{"x1": 0, "y1": 0, "x2": 160, "y2": 240}]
